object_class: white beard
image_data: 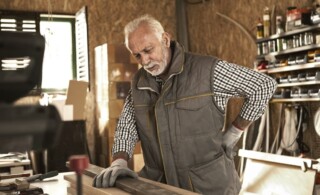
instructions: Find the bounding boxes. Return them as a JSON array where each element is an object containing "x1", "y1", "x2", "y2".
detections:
[{"x1": 144, "y1": 43, "x2": 168, "y2": 76}]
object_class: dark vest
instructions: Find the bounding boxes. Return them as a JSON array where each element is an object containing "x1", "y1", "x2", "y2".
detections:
[{"x1": 131, "y1": 41, "x2": 240, "y2": 195}]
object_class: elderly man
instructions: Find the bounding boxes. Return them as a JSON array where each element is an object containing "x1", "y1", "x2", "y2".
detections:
[{"x1": 93, "y1": 14, "x2": 277, "y2": 195}]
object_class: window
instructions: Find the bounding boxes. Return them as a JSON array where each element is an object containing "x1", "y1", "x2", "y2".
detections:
[
  {"x1": 40, "y1": 15, "x2": 76, "y2": 93},
  {"x1": 0, "y1": 7, "x2": 89, "y2": 94}
]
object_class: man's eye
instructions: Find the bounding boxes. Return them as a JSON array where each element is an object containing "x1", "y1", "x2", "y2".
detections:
[
  {"x1": 135, "y1": 54, "x2": 140, "y2": 59},
  {"x1": 145, "y1": 48, "x2": 152, "y2": 53}
]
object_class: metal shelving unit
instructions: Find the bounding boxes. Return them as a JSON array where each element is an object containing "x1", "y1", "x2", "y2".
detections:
[
  {"x1": 256, "y1": 25, "x2": 320, "y2": 103},
  {"x1": 257, "y1": 44, "x2": 320, "y2": 59}
]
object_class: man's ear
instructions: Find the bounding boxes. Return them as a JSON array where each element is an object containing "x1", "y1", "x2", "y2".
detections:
[{"x1": 162, "y1": 32, "x2": 171, "y2": 47}]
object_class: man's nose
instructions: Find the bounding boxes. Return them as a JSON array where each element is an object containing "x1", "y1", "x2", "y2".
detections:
[{"x1": 141, "y1": 54, "x2": 150, "y2": 66}]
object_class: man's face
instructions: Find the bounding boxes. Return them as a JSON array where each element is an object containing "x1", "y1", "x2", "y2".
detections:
[{"x1": 128, "y1": 25, "x2": 170, "y2": 76}]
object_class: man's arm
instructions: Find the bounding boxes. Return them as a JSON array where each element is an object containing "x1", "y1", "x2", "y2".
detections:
[
  {"x1": 212, "y1": 60, "x2": 277, "y2": 124},
  {"x1": 232, "y1": 116, "x2": 252, "y2": 131},
  {"x1": 212, "y1": 60, "x2": 277, "y2": 148},
  {"x1": 93, "y1": 90, "x2": 139, "y2": 188},
  {"x1": 112, "y1": 89, "x2": 139, "y2": 160}
]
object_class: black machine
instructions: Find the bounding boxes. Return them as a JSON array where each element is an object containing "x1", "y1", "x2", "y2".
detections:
[{"x1": 0, "y1": 31, "x2": 62, "y2": 153}]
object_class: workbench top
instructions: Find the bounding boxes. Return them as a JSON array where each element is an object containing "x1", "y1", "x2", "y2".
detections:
[{"x1": 30, "y1": 172, "x2": 73, "y2": 195}]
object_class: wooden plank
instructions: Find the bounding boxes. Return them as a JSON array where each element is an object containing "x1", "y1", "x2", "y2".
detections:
[
  {"x1": 238, "y1": 149, "x2": 318, "y2": 170},
  {"x1": 240, "y1": 159, "x2": 316, "y2": 195},
  {"x1": 65, "y1": 163, "x2": 199, "y2": 195},
  {"x1": 138, "y1": 177, "x2": 197, "y2": 195},
  {"x1": 0, "y1": 160, "x2": 30, "y2": 168},
  {"x1": 65, "y1": 174, "x2": 130, "y2": 195},
  {"x1": 239, "y1": 150, "x2": 317, "y2": 195}
]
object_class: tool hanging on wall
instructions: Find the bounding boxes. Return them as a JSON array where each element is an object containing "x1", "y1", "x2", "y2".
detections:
[{"x1": 277, "y1": 104, "x2": 309, "y2": 156}]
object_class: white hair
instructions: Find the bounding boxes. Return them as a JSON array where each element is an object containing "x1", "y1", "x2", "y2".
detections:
[{"x1": 124, "y1": 14, "x2": 164, "y2": 48}]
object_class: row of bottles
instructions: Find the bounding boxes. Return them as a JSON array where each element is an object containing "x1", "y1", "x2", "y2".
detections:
[
  {"x1": 257, "y1": 7, "x2": 285, "y2": 39},
  {"x1": 257, "y1": 31, "x2": 315, "y2": 55}
]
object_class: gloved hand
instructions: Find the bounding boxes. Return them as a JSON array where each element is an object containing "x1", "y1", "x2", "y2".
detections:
[
  {"x1": 222, "y1": 125, "x2": 243, "y2": 149},
  {"x1": 92, "y1": 158, "x2": 138, "y2": 188}
]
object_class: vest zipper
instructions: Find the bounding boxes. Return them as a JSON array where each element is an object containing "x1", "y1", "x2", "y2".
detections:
[
  {"x1": 149, "y1": 53, "x2": 184, "y2": 184},
  {"x1": 154, "y1": 82, "x2": 173, "y2": 184}
]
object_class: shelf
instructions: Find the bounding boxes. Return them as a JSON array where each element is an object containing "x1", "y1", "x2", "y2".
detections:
[
  {"x1": 256, "y1": 69, "x2": 267, "y2": 73},
  {"x1": 260, "y1": 62, "x2": 320, "y2": 74},
  {"x1": 278, "y1": 80, "x2": 320, "y2": 87},
  {"x1": 271, "y1": 97, "x2": 320, "y2": 103},
  {"x1": 256, "y1": 44, "x2": 320, "y2": 59},
  {"x1": 256, "y1": 24, "x2": 320, "y2": 43}
]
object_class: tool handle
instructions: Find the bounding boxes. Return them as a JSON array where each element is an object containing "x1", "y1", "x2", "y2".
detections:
[
  {"x1": 25, "y1": 170, "x2": 58, "y2": 182},
  {"x1": 69, "y1": 155, "x2": 89, "y2": 195}
]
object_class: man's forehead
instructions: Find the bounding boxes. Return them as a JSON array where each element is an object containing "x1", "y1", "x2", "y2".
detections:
[
  {"x1": 129, "y1": 33, "x2": 158, "y2": 54},
  {"x1": 130, "y1": 43, "x2": 152, "y2": 55}
]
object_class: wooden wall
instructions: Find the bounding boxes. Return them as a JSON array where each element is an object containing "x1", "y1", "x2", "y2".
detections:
[{"x1": 1, "y1": 0, "x2": 319, "y2": 166}]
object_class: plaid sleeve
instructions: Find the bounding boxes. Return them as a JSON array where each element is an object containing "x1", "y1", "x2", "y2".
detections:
[
  {"x1": 212, "y1": 60, "x2": 277, "y2": 121},
  {"x1": 112, "y1": 89, "x2": 139, "y2": 158}
]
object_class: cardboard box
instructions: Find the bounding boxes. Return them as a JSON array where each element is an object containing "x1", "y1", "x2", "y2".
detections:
[{"x1": 65, "y1": 80, "x2": 88, "y2": 120}]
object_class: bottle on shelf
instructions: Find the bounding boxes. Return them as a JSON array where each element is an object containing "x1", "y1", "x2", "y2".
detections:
[
  {"x1": 263, "y1": 7, "x2": 271, "y2": 37},
  {"x1": 276, "y1": 15, "x2": 284, "y2": 35},
  {"x1": 285, "y1": 6, "x2": 297, "y2": 32},
  {"x1": 256, "y1": 18, "x2": 264, "y2": 39}
]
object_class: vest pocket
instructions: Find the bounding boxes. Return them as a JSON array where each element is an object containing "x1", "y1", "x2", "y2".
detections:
[
  {"x1": 175, "y1": 94, "x2": 212, "y2": 111},
  {"x1": 188, "y1": 152, "x2": 240, "y2": 195},
  {"x1": 175, "y1": 96, "x2": 221, "y2": 137}
]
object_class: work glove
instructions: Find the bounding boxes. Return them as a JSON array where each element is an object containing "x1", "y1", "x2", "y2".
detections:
[
  {"x1": 92, "y1": 158, "x2": 138, "y2": 188},
  {"x1": 222, "y1": 125, "x2": 243, "y2": 149}
]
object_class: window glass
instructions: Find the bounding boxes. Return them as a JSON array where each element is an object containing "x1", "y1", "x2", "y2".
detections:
[{"x1": 40, "y1": 16, "x2": 75, "y2": 93}]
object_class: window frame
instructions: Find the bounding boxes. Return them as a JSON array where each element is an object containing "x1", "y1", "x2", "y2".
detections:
[
  {"x1": 39, "y1": 14, "x2": 77, "y2": 94},
  {"x1": 0, "y1": 8, "x2": 89, "y2": 95}
]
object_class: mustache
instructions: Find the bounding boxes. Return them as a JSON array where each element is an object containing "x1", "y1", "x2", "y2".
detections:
[{"x1": 143, "y1": 61, "x2": 157, "y2": 68}]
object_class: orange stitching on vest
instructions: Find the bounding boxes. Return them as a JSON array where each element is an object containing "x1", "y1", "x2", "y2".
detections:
[{"x1": 164, "y1": 93, "x2": 214, "y2": 106}]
